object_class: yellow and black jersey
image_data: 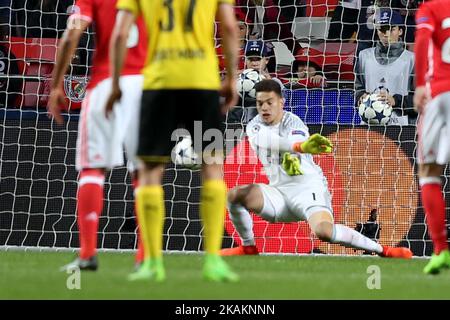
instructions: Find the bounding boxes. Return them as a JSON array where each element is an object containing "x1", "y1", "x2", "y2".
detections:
[{"x1": 117, "y1": 0, "x2": 234, "y2": 90}]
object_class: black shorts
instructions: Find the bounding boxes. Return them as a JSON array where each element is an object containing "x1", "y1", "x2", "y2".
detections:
[{"x1": 137, "y1": 89, "x2": 224, "y2": 162}]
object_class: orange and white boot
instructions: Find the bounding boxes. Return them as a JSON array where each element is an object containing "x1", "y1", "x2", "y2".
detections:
[
  {"x1": 380, "y1": 245, "x2": 413, "y2": 259},
  {"x1": 220, "y1": 245, "x2": 259, "y2": 256}
]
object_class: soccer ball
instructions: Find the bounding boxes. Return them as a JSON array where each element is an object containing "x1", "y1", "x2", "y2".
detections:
[
  {"x1": 236, "y1": 69, "x2": 265, "y2": 99},
  {"x1": 358, "y1": 94, "x2": 393, "y2": 125},
  {"x1": 173, "y1": 135, "x2": 202, "y2": 170}
]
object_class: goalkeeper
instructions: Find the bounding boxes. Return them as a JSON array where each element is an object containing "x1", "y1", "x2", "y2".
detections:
[{"x1": 221, "y1": 79, "x2": 413, "y2": 258}]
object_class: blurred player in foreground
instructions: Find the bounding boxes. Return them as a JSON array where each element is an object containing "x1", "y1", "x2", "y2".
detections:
[
  {"x1": 107, "y1": 0, "x2": 240, "y2": 282},
  {"x1": 414, "y1": 0, "x2": 450, "y2": 274},
  {"x1": 48, "y1": 0, "x2": 146, "y2": 271},
  {"x1": 221, "y1": 79, "x2": 413, "y2": 259}
]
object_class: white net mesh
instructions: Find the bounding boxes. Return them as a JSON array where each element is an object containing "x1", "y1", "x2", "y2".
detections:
[{"x1": 0, "y1": 0, "x2": 447, "y2": 256}]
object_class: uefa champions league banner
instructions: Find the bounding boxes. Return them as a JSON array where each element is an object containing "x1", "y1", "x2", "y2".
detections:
[
  {"x1": 223, "y1": 124, "x2": 429, "y2": 256},
  {"x1": 0, "y1": 115, "x2": 441, "y2": 256}
]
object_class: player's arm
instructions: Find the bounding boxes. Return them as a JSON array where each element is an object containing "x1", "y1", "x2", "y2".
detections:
[
  {"x1": 105, "y1": 9, "x2": 136, "y2": 116},
  {"x1": 48, "y1": 17, "x2": 90, "y2": 124},
  {"x1": 217, "y1": 2, "x2": 239, "y2": 113},
  {"x1": 414, "y1": 6, "x2": 434, "y2": 113},
  {"x1": 248, "y1": 123, "x2": 332, "y2": 155}
]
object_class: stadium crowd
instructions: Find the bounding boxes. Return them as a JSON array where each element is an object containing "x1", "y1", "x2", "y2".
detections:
[{"x1": 0, "y1": 0, "x2": 420, "y2": 124}]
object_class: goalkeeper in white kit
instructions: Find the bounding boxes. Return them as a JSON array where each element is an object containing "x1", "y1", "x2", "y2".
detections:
[{"x1": 221, "y1": 79, "x2": 413, "y2": 259}]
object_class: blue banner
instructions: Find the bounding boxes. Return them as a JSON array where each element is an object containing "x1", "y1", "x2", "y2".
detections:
[{"x1": 284, "y1": 89, "x2": 361, "y2": 125}]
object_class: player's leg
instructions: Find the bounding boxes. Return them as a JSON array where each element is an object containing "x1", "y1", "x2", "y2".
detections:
[
  {"x1": 188, "y1": 89, "x2": 237, "y2": 282},
  {"x1": 200, "y1": 162, "x2": 238, "y2": 282},
  {"x1": 220, "y1": 184, "x2": 265, "y2": 255},
  {"x1": 119, "y1": 75, "x2": 145, "y2": 267},
  {"x1": 286, "y1": 183, "x2": 412, "y2": 258},
  {"x1": 221, "y1": 183, "x2": 288, "y2": 256},
  {"x1": 306, "y1": 210, "x2": 381, "y2": 253},
  {"x1": 60, "y1": 168, "x2": 104, "y2": 272},
  {"x1": 420, "y1": 163, "x2": 450, "y2": 274},
  {"x1": 61, "y1": 80, "x2": 119, "y2": 271},
  {"x1": 127, "y1": 89, "x2": 175, "y2": 282},
  {"x1": 131, "y1": 174, "x2": 145, "y2": 268},
  {"x1": 306, "y1": 209, "x2": 412, "y2": 258},
  {"x1": 129, "y1": 161, "x2": 166, "y2": 281},
  {"x1": 418, "y1": 93, "x2": 450, "y2": 274}
]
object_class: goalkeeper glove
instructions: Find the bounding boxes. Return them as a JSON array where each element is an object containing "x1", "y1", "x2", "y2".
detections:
[
  {"x1": 281, "y1": 152, "x2": 303, "y2": 176},
  {"x1": 293, "y1": 133, "x2": 333, "y2": 155}
]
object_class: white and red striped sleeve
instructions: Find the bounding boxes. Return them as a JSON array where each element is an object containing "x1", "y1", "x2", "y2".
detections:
[{"x1": 415, "y1": 4, "x2": 435, "y2": 87}]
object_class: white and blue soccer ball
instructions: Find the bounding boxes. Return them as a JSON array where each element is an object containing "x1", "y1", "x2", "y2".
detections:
[
  {"x1": 236, "y1": 69, "x2": 265, "y2": 99},
  {"x1": 358, "y1": 94, "x2": 393, "y2": 125},
  {"x1": 173, "y1": 135, "x2": 202, "y2": 170}
]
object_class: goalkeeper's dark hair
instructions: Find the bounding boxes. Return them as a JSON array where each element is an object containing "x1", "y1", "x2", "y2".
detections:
[{"x1": 254, "y1": 79, "x2": 283, "y2": 98}]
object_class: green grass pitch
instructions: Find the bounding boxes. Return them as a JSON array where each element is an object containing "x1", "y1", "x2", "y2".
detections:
[{"x1": 1, "y1": 251, "x2": 450, "y2": 299}]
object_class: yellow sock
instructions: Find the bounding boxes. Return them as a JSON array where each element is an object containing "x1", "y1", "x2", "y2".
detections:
[
  {"x1": 136, "y1": 185, "x2": 165, "y2": 260},
  {"x1": 200, "y1": 179, "x2": 227, "y2": 255},
  {"x1": 134, "y1": 189, "x2": 150, "y2": 260}
]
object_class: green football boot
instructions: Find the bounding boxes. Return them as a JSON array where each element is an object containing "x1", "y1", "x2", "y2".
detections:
[
  {"x1": 423, "y1": 249, "x2": 450, "y2": 275},
  {"x1": 127, "y1": 258, "x2": 166, "y2": 282},
  {"x1": 152, "y1": 258, "x2": 166, "y2": 282},
  {"x1": 203, "y1": 254, "x2": 239, "y2": 282}
]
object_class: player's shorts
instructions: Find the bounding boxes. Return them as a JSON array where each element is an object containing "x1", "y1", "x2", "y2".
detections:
[
  {"x1": 417, "y1": 91, "x2": 450, "y2": 165},
  {"x1": 137, "y1": 89, "x2": 223, "y2": 162},
  {"x1": 256, "y1": 179, "x2": 333, "y2": 223},
  {"x1": 76, "y1": 75, "x2": 143, "y2": 171}
]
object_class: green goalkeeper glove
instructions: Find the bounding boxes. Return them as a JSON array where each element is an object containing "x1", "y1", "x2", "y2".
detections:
[
  {"x1": 281, "y1": 152, "x2": 303, "y2": 176},
  {"x1": 293, "y1": 133, "x2": 333, "y2": 155}
]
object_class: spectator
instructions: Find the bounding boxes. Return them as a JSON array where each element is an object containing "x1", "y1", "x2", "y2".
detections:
[
  {"x1": 327, "y1": 0, "x2": 378, "y2": 55},
  {"x1": 217, "y1": 10, "x2": 249, "y2": 77},
  {"x1": 244, "y1": 40, "x2": 273, "y2": 78},
  {"x1": 282, "y1": 55, "x2": 327, "y2": 89},
  {"x1": 235, "y1": 0, "x2": 302, "y2": 54},
  {"x1": 227, "y1": 40, "x2": 282, "y2": 124},
  {"x1": 376, "y1": 0, "x2": 424, "y2": 50},
  {"x1": 355, "y1": 8, "x2": 416, "y2": 125}
]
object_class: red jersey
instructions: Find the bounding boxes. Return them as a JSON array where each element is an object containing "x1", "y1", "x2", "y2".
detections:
[
  {"x1": 415, "y1": 0, "x2": 450, "y2": 97},
  {"x1": 70, "y1": 0, "x2": 147, "y2": 88}
]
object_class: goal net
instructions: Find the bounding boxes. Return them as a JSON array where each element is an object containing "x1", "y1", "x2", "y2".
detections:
[{"x1": 0, "y1": 0, "x2": 446, "y2": 257}]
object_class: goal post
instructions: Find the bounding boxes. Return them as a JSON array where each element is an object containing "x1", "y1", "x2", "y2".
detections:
[{"x1": 0, "y1": 0, "x2": 444, "y2": 257}]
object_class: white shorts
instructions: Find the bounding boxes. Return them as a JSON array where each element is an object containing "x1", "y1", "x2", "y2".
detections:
[
  {"x1": 417, "y1": 92, "x2": 450, "y2": 165},
  {"x1": 76, "y1": 75, "x2": 143, "y2": 171},
  {"x1": 256, "y1": 180, "x2": 333, "y2": 223}
]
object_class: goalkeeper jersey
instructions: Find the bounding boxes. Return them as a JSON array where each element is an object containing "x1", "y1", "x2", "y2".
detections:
[
  {"x1": 246, "y1": 111, "x2": 327, "y2": 187},
  {"x1": 117, "y1": 0, "x2": 234, "y2": 90}
]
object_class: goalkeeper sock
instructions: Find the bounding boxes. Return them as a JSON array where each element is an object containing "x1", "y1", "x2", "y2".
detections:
[
  {"x1": 227, "y1": 202, "x2": 255, "y2": 246},
  {"x1": 420, "y1": 178, "x2": 448, "y2": 254},
  {"x1": 77, "y1": 169, "x2": 104, "y2": 260},
  {"x1": 331, "y1": 224, "x2": 383, "y2": 254},
  {"x1": 200, "y1": 180, "x2": 227, "y2": 255},
  {"x1": 135, "y1": 185, "x2": 165, "y2": 260},
  {"x1": 132, "y1": 178, "x2": 144, "y2": 264}
]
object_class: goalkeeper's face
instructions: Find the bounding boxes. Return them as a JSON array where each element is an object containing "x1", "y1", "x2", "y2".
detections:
[{"x1": 256, "y1": 91, "x2": 285, "y2": 125}]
